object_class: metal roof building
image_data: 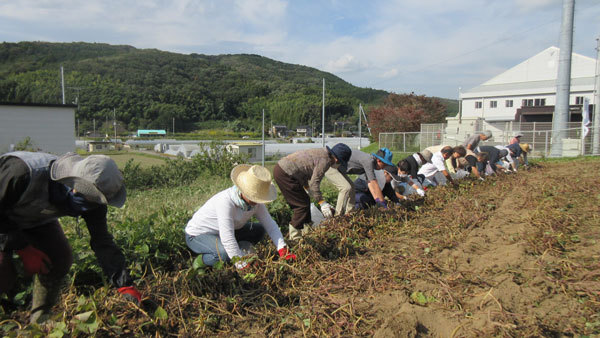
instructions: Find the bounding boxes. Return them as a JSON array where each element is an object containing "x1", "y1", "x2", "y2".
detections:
[
  {"x1": 458, "y1": 46, "x2": 596, "y2": 123},
  {"x1": 0, "y1": 103, "x2": 76, "y2": 154}
]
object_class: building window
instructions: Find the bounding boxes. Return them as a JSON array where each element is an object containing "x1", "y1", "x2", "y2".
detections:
[
  {"x1": 475, "y1": 101, "x2": 482, "y2": 109},
  {"x1": 575, "y1": 96, "x2": 584, "y2": 105},
  {"x1": 534, "y1": 98, "x2": 546, "y2": 106},
  {"x1": 490, "y1": 101, "x2": 497, "y2": 108},
  {"x1": 522, "y1": 99, "x2": 533, "y2": 107},
  {"x1": 505, "y1": 100, "x2": 513, "y2": 107}
]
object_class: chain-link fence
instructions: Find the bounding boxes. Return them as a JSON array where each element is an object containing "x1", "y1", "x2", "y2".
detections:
[{"x1": 380, "y1": 122, "x2": 600, "y2": 157}]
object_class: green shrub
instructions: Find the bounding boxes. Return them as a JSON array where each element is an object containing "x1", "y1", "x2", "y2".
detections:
[{"x1": 122, "y1": 143, "x2": 248, "y2": 190}]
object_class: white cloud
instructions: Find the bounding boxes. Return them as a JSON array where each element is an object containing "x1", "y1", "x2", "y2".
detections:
[
  {"x1": 325, "y1": 54, "x2": 364, "y2": 73},
  {"x1": 0, "y1": 0, "x2": 598, "y2": 98},
  {"x1": 381, "y1": 68, "x2": 398, "y2": 78}
]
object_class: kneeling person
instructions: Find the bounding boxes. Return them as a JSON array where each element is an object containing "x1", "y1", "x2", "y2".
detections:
[{"x1": 185, "y1": 165, "x2": 295, "y2": 269}]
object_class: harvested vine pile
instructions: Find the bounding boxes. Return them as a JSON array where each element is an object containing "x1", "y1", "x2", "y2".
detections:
[{"x1": 2, "y1": 158, "x2": 600, "y2": 337}]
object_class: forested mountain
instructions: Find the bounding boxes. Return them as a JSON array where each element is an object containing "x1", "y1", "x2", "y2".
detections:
[{"x1": 0, "y1": 41, "x2": 393, "y2": 133}]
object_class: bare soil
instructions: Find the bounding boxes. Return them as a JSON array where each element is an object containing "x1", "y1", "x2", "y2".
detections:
[{"x1": 4, "y1": 158, "x2": 600, "y2": 337}]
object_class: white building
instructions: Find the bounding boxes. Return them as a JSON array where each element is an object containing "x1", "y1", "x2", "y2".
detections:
[
  {"x1": 226, "y1": 142, "x2": 262, "y2": 162},
  {"x1": 458, "y1": 46, "x2": 596, "y2": 123},
  {"x1": 0, "y1": 103, "x2": 76, "y2": 154}
]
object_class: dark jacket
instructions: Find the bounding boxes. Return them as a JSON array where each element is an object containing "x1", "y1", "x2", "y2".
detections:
[{"x1": 0, "y1": 153, "x2": 132, "y2": 287}]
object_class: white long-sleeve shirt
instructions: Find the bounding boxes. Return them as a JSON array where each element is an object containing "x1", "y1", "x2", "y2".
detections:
[
  {"x1": 185, "y1": 186, "x2": 286, "y2": 259},
  {"x1": 417, "y1": 151, "x2": 446, "y2": 178}
]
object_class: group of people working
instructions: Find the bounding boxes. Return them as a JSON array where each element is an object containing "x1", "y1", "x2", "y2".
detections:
[{"x1": 0, "y1": 131, "x2": 529, "y2": 323}]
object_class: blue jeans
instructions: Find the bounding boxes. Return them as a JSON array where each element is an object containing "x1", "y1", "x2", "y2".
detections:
[{"x1": 185, "y1": 223, "x2": 265, "y2": 266}]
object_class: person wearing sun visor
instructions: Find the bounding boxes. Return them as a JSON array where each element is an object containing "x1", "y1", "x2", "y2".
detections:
[{"x1": 0, "y1": 151, "x2": 140, "y2": 324}]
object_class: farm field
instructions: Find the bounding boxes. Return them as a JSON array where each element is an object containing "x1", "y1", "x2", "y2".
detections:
[
  {"x1": 2, "y1": 157, "x2": 600, "y2": 337},
  {"x1": 105, "y1": 152, "x2": 168, "y2": 168}
]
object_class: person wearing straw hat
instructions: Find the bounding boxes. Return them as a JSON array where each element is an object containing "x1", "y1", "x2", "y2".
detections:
[
  {"x1": 273, "y1": 144, "x2": 352, "y2": 240},
  {"x1": 0, "y1": 151, "x2": 141, "y2": 324},
  {"x1": 185, "y1": 164, "x2": 296, "y2": 269}
]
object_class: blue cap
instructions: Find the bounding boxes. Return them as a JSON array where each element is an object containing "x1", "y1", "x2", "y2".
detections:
[
  {"x1": 372, "y1": 148, "x2": 394, "y2": 166},
  {"x1": 327, "y1": 143, "x2": 352, "y2": 168}
]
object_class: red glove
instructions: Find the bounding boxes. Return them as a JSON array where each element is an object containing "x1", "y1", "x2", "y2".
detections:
[
  {"x1": 118, "y1": 286, "x2": 142, "y2": 305},
  {"x1": 16, "y1": 245, "x2": 51, "y2": 275},
  {"x1": 278, "y1": 247, "x2": 296, "y2": 261}
]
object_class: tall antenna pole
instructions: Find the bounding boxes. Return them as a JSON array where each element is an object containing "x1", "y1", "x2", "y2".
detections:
[
  {"x1": 61, "y1": 66, "x2": 65, "y2": 105},
  {"x1": 358, "y1": 104, "x2": 362, "y2": 149},
  {"x1": 593, "y1": 36, "x2": 600, "y2": 154},
  {"x1": 322, "y1": 78, "x2": 325, "y2": 147},
  {"x1": 113, "y1": 108, "x2": 117, "y2": 148},
  {"x1": 550, "y1": 0, "x2": 575, "y2": 157},
  {"x1": 262, "y1": 109, "x2": 265, "y2": 166}
]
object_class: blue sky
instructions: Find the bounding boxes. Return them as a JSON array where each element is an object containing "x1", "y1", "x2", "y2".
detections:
[{"x1": 1, "y1": 0, "x2": 599, "y2": 99}]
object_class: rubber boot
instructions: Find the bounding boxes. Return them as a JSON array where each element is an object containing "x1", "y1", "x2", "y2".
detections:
[
  {"x1": 30, "y1": 275, "x2": 62, "y2": 324},
  {"x1": 288, "y1": 224, "x2": 302, "y2": 241}
]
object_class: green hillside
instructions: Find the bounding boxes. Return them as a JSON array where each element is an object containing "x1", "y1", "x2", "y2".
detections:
[{"x1": 0, "y1": 41, "x2": 390, "y2": 133}]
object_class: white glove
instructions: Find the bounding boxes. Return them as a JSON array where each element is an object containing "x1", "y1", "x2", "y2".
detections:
[
  {"x1": 319, "y1": 201, "x2": 334, "y2": 218},
  {"x1": 416, "y1": 189, "x2": 425, "y2": 197}
]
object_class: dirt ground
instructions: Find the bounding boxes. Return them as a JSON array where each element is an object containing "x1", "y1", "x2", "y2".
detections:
[
  {"x1": 335, "y1": 158, "x2": 600, "y2": 337},
  {"x1": 3, "y1": 158, "x2": 600, "y2": 337}
]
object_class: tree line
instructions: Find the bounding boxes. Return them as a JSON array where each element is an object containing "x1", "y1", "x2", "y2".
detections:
[{"x1": 0, "y1": 41, "x2": 456, "y2": 135}]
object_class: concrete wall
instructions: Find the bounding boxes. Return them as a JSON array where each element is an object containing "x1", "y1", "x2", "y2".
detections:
[{"x1": 0, "y1": 104, "x2": 76, "y2": 155}]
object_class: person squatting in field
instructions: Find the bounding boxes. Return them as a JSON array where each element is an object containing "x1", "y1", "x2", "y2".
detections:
[
  {"x1": 327, "y1": 147, "x2": 400, "y2": 211},
  {"x1": 354, "y1": 168, "x2": 403, "y2": 209},
  {"x1": 0, "y1": 151, "x2": 142, "y2": 324},
  {"x1": 185, "y1": 164, "x2": 296, "y2": 269},
  {"x1": 417, "y1": 146, "x2": 466, "y2": 187},
  {"x1": 273, "y1": 144, "x2": 352, "y2": 241}
]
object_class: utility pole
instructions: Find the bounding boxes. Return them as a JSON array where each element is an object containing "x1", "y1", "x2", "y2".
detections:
[
  {"x1": 113, "y1": 108, "x2": 117, "y2": 149},
  {"x1": 173, "y1": 117, "x2": 175, "y2": 134},
  {"x1": 262, "y1": 109, "x2": 265, "y2": 166},
  {"x1": 322, "y1": 78, "x2": 325, "y2": 147},
  {"x1": 593, "y1": 36, "x2": 600, "y2": 154},
  {"x1": 93, "y1": 118, "x2": 96, "y2": 140},
  {"x1": 358, "y1": 104, "x2": 362, "y2": 149},
  {"x1": 61, "y1": 66, "x2": 65, "y2": 105},
  {"x1": 550, "y1": 0, "x2": 575, "y2": 157}
]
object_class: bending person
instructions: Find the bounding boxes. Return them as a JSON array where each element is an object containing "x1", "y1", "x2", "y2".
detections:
[
  {"x1": 0, "y1": 152, "x2": 141, "y2": 324},
  {"x1": 273, "y1": 144, "x2": 352, "y2": 240},
  {"x1": 185, "y1": 164, "x2": 296, "y2": 269}
]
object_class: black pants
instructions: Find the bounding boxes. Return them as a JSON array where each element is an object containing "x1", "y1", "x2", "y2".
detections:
[{"x1": 273, "y1": 164, "x2": 311, "y2": 229}]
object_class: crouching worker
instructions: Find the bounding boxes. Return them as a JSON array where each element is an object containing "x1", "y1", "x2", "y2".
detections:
[
  {"x1": 354, "y1": 168, "x2": 402, "y2": 210},
  {"x1": 0, "y1": 152, "x2": 141, "y2": 324},
  {"x1": 185, "y1": 164, "x2": 296, "y2": 269},
  {"x1": 273, "y1": 144, "x2": 352, "y2": 240}
]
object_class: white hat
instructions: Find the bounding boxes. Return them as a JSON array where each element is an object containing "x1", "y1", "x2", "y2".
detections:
[
  {"x1": 230, "y1": 164, "x2": 277, "y2": 204},
  {"x1": 50, "y1": 153, "x2": 126, "y2": 208}
]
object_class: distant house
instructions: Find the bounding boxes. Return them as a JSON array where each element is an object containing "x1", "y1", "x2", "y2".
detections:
[
  {"x1": 87, "y1": 141, "x2": 112, "y2": 152},
  {"x1": 296, "y1": 125, "x2": 312, "y2": 137},
  {"x1": 226, "y1": 142, "x2": 262, "y2": 162},
  {"x1": 137, "y1": 129, "x2": 167, "y2": 137},
  {"x1": 458, "y1": 46, "x2": 596, "y2": 123},
  {"x1": 271, "y1": 125, "x2": 287, "y2": 138},
  {"x1": 0, "y1": 102, "x2": 76, "y2": 154}
]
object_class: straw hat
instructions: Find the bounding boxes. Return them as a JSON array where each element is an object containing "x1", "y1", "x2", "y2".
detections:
[
  {"x1": 230, "y1": 164, "x2": 277, "y2": 204},
  {"x1": 519, "y1": 143, "x2": 531, "y2": 153},
  {"x1": 50, "y1": 153, "x2": 126, "y2": 208}
]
